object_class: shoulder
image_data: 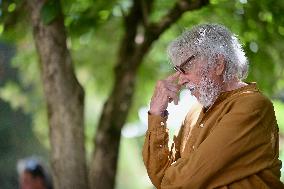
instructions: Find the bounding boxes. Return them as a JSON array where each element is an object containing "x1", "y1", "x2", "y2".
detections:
[{"x1": 228, "y1": 90, "x2": 274, "y2": 114}]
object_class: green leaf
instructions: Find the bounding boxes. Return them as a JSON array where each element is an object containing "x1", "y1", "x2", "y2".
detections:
[{"x1": 40, "y1": 0, "x2": 61, "y2": 25}]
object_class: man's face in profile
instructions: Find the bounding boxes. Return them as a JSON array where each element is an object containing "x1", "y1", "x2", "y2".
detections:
[{"x1": 176, "y1": 55, "x2": 223, "y2": 107}]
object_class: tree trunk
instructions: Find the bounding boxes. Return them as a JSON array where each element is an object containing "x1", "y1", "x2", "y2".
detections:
[
  {"x1": 90, "y1": 0, "x2": 209, "y2": 189},
  {"x1": 90, "y1": 67, "x2": 138, "y2": 189},
  {"x1": 27, "y1": 1, "x2": 89, "y2": 189}
]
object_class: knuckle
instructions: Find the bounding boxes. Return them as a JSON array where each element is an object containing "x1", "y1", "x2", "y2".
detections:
[{"x1": 157, "y1": 80, "x2": 162, "y2": 86}]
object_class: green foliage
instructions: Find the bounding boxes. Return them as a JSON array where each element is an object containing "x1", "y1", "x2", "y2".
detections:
[
  {"x1": 0, "y1": 100, "x2": 48, "y2": 189},
  {"x1": 62, "y1": 0, "x2": 119, "y2": 36},
  {"x1": 149, "y1": 0, "x2": 176, "y2": 23},
  {"x1": 0, "y1": 0, "x2": 28, "y2": 40},
  {"x1": 0, "y1": 81, "x2": 29, "y2": 111},
  {"x1": 273, "y1": 100, "x2": 284, "y2": 131},
  {"x1": 116, "y1": 137, "x2": 152, "y2": 189},
  {"x1": 40, "y1": 0, "x2": 61, "y2": 25},
  {"x1": 0, "y1": 42, "x2": 48, "y2": 189}
]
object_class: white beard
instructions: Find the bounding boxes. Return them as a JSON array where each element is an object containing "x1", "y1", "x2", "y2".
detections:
[
  {"x1": 198, "y1": 76, "x2": 222, "y2": 108},
  {"x1": 186, "y1": 76, "x2": 221, "y2": 108}
]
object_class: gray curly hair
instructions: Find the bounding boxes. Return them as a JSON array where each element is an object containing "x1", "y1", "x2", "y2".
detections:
[{"x1": 167, "y1": 23, "x2": 248, "y2": 82}]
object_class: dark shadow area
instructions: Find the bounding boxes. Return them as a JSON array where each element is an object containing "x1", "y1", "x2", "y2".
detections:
[{"x1": 0, "y1": 42, "x2": 47, "y2": 189}]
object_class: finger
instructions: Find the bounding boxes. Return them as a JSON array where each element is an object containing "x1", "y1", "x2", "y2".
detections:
[
  {"x1": 166, "y1": 86, "x2": 179, "y2": 94},
  {"x1": 165, "y1": 83, "x2": 181, "y2": 93},
  {"x1": 157, "y1": 80, "x2": 180, "y2": 94},
  {"x1": 165, "y1": 72, "x2": 180, "y2": 82},
  {"x1": 150, "y1": 92, "x2": 169, "y2": 111},
  {"x1": 167, "y1": 91, "x2": 179, "y2": 105},
  {"x1": 173, "y1": 96, "x2": 179, "y2": 105}
]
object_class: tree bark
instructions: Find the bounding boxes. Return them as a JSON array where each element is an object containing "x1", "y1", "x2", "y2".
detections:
[
  {"x1": 90, "y1": 0, "x2": 209, "y2": 189},
  {"x1": 27, "y1": 1, "x2": 89, "y2": 189}
]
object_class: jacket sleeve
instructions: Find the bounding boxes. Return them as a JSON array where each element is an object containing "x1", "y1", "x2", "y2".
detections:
[
  {"x1": 160, "y1": 95, "x2": 278, "y2": 189},
  {"x1": 142, "y1": 114, "x2": 184, "y2": 189}
]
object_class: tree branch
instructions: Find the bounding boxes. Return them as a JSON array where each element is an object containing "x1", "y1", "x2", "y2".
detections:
[
  {"x1": 140, "y1": 0, "x2": 154, "y2": 27},
  {"x1": 122, "y1": 0, "x2": 142, "y2": 40},
  {"x1": 146, "y1": 0, "x2": 209, "y2": 41},
  {"x1": 129, "y1": 0, "x2": 209, "y2": 68},
  {"x1": 115, "y1": 0, "x2": 143, "y2": 73}
]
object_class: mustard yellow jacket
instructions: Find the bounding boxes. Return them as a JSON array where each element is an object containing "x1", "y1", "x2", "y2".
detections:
[{"x1": 143, "y1": 83, "x2": 284, "y2": 189}]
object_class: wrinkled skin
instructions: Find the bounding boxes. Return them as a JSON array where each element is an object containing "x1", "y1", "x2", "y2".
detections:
[{"x1": 149, "y1": 55, "x2": 247, "y2": 115}]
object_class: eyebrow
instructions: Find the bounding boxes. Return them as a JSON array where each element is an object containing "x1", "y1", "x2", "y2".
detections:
[{"x1": 179, "y1": 54, "x2": 195, "y2": 68}]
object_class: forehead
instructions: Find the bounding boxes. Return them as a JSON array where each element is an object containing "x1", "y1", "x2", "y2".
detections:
[
  {"x1": 173, "y1": 51, "x2": 195, "y2": 66},
  {"x1": 183, "y1": 57, "x2": 212, "y2": 75}
]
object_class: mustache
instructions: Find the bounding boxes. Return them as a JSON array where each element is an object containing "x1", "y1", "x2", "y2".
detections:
[{"x1": 185, "y1": 83, "x2": 196, "y2": 92}]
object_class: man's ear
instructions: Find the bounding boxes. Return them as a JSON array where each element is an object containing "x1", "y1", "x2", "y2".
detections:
[{"x1": 215, "y1": 54, "x2": 225, "y2": 76}]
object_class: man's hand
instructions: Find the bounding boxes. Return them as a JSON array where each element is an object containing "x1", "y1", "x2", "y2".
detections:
[{"x1": 149, "y1": 72, "x2": 181, "y2": 116}]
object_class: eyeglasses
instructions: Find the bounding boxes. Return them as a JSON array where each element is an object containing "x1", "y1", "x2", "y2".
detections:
[{"x1": 173, "y1": 55, "x2": 195, "y2": 74}]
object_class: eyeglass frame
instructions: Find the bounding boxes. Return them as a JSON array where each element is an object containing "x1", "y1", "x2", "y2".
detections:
[{"x1": 173, "y1": 54, "x2": 196, "y2": 74}]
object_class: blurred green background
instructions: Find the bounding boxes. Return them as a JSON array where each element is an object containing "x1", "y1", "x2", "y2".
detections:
[{"x1": 0, "y1": 0, "x2": 284, "y2": 188}]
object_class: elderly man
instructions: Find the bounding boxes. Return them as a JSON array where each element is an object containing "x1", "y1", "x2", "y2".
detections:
[{"x1": 142, "y1": 23, "x2": 284, "y2": 189}]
